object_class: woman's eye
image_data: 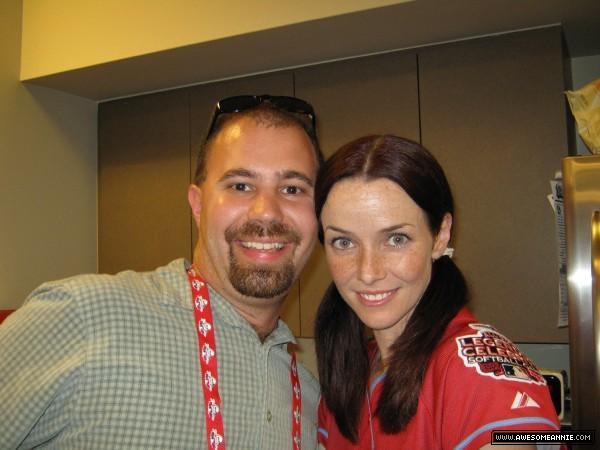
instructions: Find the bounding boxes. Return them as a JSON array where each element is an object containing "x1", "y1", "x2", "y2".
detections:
[
  {"x1": 388, "y1": 233, "x2": 408, "y2": 247},
  {"x1": 331, "y1": 237, "x2": 354, "y2": 250}
]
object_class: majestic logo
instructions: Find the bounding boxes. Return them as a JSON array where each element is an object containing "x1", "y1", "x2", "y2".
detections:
[
  {"x1": 511, "y1": 391, "x2": 541, "y2": 409},
  {"x1": 456, "y1": 323, "x2": 545, "y2": 385}
]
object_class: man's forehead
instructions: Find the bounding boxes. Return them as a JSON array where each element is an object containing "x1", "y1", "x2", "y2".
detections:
[
  {"x1": 215, "y1": 114, "x2": 305, "y2": 141},
  {"x1": 210, "y1": 120, "x2": 315, "y2": 157}
]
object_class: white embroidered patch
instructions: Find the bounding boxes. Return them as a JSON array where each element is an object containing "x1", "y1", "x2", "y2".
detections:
[{"x1": 456, "y1": 323, "x2": 546, "y2": 385}]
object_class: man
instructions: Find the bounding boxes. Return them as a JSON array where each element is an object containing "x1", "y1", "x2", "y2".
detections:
[{"x1": 0, "y1": 95, "x2": 323, "y2": 449}]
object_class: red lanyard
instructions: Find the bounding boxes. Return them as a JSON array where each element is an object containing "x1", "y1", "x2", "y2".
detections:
[{"x1": 186, "y1": 266, "x2": 301, "y2": 450}]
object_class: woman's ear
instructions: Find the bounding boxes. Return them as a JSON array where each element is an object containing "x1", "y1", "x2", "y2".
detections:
[
  {"x1": 432, "y1": 213, "x2": 452, "y2": 259},
  {"x1": 187, "y1": 184, "x2": 203, "y2": 225}
]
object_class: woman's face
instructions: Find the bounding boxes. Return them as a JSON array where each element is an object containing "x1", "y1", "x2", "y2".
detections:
[{"x1": 320, "y1": 177, "x2": 451, "y2": 351}]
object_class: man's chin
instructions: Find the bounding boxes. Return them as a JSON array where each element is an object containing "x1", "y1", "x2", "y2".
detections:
[{"x1": 229, "y1": 265, "x2": 296, "y2": 299}]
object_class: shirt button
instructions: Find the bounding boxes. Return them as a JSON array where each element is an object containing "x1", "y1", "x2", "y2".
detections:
[{"x1": 266, "y1": 410, "x2": 272, "y2": 422}]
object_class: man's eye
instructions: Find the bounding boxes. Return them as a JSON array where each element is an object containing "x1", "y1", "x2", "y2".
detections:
[
  {"x1": 281, "y1": 185, "x2": 304, "y2": 195},
  {"x1": 232, "y1": 183, "x2": 250, "y2": 192}
]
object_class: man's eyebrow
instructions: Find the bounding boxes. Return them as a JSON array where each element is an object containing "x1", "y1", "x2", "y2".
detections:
[
  {"x1": 218, "y1": 168, "x2": 314, "y2": 187},
  {"x1": 282, "y1": 170, "x2": 314, "y2": 187},
  {"x1": 218, "y1": 168, "x2": 256, "y2": 182}
]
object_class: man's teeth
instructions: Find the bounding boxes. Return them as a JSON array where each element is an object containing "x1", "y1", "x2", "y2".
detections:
[{"x1": 241, "y1": 241, "x2": 284, "y2": 250}]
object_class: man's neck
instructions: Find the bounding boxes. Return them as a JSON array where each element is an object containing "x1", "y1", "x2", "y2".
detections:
[
  {"x1": 192, "y1": 259, "x2": 284, "y2": 341},
  {"x1": 225, "y1": 295, "x2": 282, "y2": 342}
]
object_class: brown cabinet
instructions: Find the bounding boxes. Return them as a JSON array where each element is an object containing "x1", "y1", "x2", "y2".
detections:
[
  {"x1": 98, "y1": 89, "x2": 191, "y2": 274},
  {"x1": 98, "y1": 27, "x2": 570, "y2": 341},
  {"x1": 418, "y1": 28, "x2": 569, "y2": 342},
  {"x1": 294, "y1": 51, "x2": 420, "y2": 337}
]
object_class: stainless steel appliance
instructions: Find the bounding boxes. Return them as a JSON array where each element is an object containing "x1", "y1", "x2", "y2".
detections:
[{"x1": 562, "y1": 155, "x2": 600, "y2": 446}]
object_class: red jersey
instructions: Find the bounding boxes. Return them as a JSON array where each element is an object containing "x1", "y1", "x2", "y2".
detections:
[{"x1": 318, "y1": 308, "x2": 564, "y2": 449}]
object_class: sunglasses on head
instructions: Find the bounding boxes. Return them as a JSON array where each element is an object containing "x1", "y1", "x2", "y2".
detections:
[{"x1": 205, "y1": 94, "x2": 316, "y2": 140}]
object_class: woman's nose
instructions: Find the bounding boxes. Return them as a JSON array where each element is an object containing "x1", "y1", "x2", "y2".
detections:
[{"x1": 357, "y1": 248, "x2": 386, "y2": 284}]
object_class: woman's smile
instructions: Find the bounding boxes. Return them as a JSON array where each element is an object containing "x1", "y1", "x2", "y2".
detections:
[{"x1": 356, "y1": 288, "x2": 398, "y2": 306}]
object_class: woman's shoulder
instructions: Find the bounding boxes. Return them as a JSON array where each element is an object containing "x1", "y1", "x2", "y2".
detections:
[
  {"x1": 432, "y1": 308, "x2": 546, "y2": 386},
  {"x1": 423, "y1": 312, "x2": 561, "y2": 449}
]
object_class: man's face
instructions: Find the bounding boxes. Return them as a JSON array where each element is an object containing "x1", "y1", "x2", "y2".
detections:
[{"x1": 189, "y1": 115, "x2": 319, "y2": 303}]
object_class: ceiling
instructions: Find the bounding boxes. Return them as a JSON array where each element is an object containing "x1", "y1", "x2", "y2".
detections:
[{"x1": 24, "y1": 0, "x2": 600, "y2": 101}]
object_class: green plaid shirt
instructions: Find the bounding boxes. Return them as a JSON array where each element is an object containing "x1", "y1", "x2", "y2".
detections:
[{"x1": 0, "y1": 259, "x2": 319, "y2": 449}]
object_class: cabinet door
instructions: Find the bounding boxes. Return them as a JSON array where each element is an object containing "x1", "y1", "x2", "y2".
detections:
[
  {"x1": 419, "y1": 28, "x2": 569, "y2": 342},
  {"x1": 98, "y1": 89, "x2": 191, "y2": 274},
  {"x1": 295, "y1": 51, "x2": 420, "y2": 336}
]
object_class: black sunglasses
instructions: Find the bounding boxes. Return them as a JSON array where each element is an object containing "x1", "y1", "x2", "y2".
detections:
[{"x1": 205, "y1": 94, "x2": 316, "y2": 140}]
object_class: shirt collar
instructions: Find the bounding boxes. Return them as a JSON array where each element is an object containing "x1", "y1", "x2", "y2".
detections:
[
  {"x1": 208, "y1": 285, "x2": 296, "y2": 346},
  {"x1": 162, "y1": 259, "x2": 295, "y2": 346}
]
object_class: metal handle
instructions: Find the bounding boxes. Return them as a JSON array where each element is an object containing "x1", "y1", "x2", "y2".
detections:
[
  {"x1": 591, "y1": 210, "x2": 600, "y2": 419},
  {"x1": 593, "y1": 211, "x2": 600, "y2": 313}
]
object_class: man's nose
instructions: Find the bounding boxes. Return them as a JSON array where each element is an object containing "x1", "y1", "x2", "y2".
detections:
[{"x1": 248, "y1": 190, "x2": 284, "y2": 222}]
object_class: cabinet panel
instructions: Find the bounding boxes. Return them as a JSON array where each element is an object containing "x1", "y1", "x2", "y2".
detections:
[
  {"x1": 419, "y1": 27, "x2": 570, "y2": 342},
  {"x1": 296, "y1": 52, "x2": 420, "y2": 158},
  {"x1": 98, "y1": 89, "x2": 192, "y2": 274},
  {"x1": 295, "y1": 52, "x2": 420, "y2": 336}
]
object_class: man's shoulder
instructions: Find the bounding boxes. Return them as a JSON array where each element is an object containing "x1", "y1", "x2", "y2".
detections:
[{"x1": 27, "y1": 259, "x2": 188, "y2": 307}]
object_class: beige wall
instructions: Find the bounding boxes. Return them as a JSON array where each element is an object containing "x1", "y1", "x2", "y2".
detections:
[
  {"x1": 20, "y1": 0, "x2": 403, "y2": 80},
  {"x1": 0, "y1": 0, "x2": 97, "y2": 309}
]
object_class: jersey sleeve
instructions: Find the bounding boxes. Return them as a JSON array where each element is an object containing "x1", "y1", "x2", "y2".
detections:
[{"x1": 431, "y1": 324, "x2": 563, "y2": 450}]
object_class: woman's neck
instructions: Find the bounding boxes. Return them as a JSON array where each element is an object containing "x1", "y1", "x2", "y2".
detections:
[{"x1": 370, "y1": 346, "x2": 388, "y2": 380}]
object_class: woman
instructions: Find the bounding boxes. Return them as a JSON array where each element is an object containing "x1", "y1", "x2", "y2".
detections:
[{"x1": 314, "y1": 135, "x2": 563, "y2": 450}]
